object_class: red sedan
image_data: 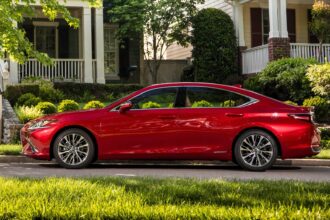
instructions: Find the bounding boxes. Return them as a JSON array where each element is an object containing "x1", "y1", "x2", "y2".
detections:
[{"x1": 21, "y1": 82, "x2": 321, "y2": 171}]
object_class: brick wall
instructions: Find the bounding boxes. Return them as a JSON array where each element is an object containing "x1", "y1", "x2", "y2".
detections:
[
  {"x1": 268, "y1": 37, "x2": 291, "y2": 61},
  {"x1": 2, "y1": 99, "x2": 23, "y2": 144}
]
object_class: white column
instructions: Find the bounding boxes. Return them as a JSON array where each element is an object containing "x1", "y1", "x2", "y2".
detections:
[
  {"x1": 9, "y1": 21, "x2": 19, "y2": 84},
  {"x1": 280, "y1": 0, "x2": 288, "y2": 38},
  {"x1": 269, "y1": 0, "x2": 280, "y2": 38},
  {"x1": 234, "y1": 2, "x2": 246, "y2": 47},
  {"x1": 95, "y1": 8, "x2": 105, "y2": 84},
  {"x1": 82, "y1": 7, "x2": 93, "y2": 83}
]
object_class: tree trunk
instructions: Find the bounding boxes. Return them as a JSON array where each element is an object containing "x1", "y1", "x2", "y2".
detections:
[
  {"x1": 151, "y1": 34, "x2": 158, "y2": 84},
  {"x1": 318, "y1": 40, "x2": 323, "y2": 62}
]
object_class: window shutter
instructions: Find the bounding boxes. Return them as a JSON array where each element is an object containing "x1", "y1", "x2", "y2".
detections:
[
  {"x1": 251, "y1": 8, "x2": 262, "y2": 47},
  {"x1": 287, "y1": 9, "x2": 296, "y2": 42},
  {"x1": 307, "y1": 9, "x2": 319, "y2": 43}
]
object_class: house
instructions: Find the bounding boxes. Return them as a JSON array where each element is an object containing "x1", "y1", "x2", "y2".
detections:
[
  {"x1": 3, "y1": 0, "x2": 142, "y2": 85},
  {"x1": 166, "y1": 0, "x2": 326, "y2": 74}
]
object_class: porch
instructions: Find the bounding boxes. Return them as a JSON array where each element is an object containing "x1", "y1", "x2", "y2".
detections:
[{"x1": 235, "y1": 0, "x2": 324, "y2": 74}]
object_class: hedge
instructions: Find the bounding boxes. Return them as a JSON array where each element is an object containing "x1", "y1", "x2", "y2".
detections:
[{"x1": 4, "y1": 84, "x2": 40, "y2": 105}]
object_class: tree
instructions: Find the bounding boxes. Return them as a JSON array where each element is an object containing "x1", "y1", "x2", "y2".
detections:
[
  {"x1": 0, "y1": 0, "x2": 100, "y2": 64},
  {"x1": 310, "y1": 0, "x2": 330, "y2": 62},
  {"x1": 107, "y1": 0, "x2": 204, "y2": 84},
  {"x1": 191, "y1": 8, "x2": 237, "y2": 83}
]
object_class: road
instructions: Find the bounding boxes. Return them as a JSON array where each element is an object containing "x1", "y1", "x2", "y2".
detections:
[{"x1": 0, "y1": 162, "x2": 329, "y2": 181}]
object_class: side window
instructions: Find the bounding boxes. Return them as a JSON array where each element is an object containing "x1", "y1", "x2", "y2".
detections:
[
  {"x1": 185, "y1": 87, "x2": 251, "y2": 108},
  {"x1": 130, "y1": 87, "x2": 178, "y2": 109}
]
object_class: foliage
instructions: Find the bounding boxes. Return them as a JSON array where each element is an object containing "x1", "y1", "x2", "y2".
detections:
[
  {"x1": 0, "y1": 145, "x2": 22, "y2": 156},
  {"x1": 310, "y1": 0, "x2": 330, "y2": 61},
  {"x1": 284, "y1": 100, "x2": 298, "y2": 106},
  {"x1": 107, "y1": 0, "x2": 204, "y2": 83},
  {"x1": 23, "y1": 97, "x2": 42, "y2": 107},
  {"x1": 258, "y1": 58, "x2": 318, "y2": 103},
  {"x1": 83, "y1": 101, "x2": 105, "y2": 110},
  {"x1": 15, "y1": 106, "x2": 43, "y2": 123},
  {"x1": 36, "y1": 102, "x2": 57, "y2": 114},
  {"x1": 321, "y1": 141, "x2": 330, "y2": 150},
  {"x1": 141, "y1": 101, "x2": 161, "y2": 109},
  {"x1": 4, "y1": 84, "x2": 39, "y2": 106},
  {"x1": 16, "y1": 93, "x2": 36, "y2": 107},
  {"x1": 191, "y1": 8, "x2": 237, "y2": 83},
  {"x1": 243, "y1": 75, "x2": 262, "y2": 93},
  {"x1": 303, "y1": 96, "x2": 330, "y2": 122},
  {"x1": 192, "y1": 100, "x2": 213, "y2": 108},
  {"x1": 57, "y1": 100, "x2": 80, "y2": 112},
  {"x1": 0, "y1": 177, "x2": 330, "y2": 218},
  {"x1": 307, "y1": 63, "x2": 330, "y2": 98},
  {"x1": 221, "y1": 100, "x2": 236, "y2": 107},
  {"x1": 320, "y1": 127, "x2": 330, "y2": 140},
  {"x1": 0, "y1": 0, "x2": 101, "y2": 64}
]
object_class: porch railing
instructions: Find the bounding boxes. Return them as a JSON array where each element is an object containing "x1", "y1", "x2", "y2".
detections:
[
  {"x1": 18, "y1": 59, "x2": 84, "y2": 82},
  {"x1": 242, "y1": 44, "x2": 269, "y2": 74},
  {"x1": 290, "y1": 43, "x2": 330, "y2": 62}
]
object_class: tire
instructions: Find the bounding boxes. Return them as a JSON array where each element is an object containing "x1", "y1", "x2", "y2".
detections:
[
  {"x1": 234, "y1": 129, "x2": 278, "y2": 171},
  {"x1": 53, "y1": 128, "x2": 95, "y2": 169}
]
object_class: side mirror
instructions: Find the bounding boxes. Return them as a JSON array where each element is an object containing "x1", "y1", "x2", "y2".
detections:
[{"x1": 119, "y1": 101, "x2": 133, "y2": 113}]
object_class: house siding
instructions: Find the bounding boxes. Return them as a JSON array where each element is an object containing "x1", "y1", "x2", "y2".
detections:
[{"x1": 165, "y1": 0, "x2": 233, "y2": 59}]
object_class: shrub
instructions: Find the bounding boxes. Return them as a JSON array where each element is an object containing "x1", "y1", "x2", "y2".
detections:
[
  {"x1": 222, "y1": 100, "x2": 236, "y2": 107},
  {"x1": 320, "y1": 127, "x2": 330, "y2": 140},
  {"x1": 284, "y1": 100, "x2": 298, "y2": 106},
  {"x1": 24, "y1": 97, "x2": 42, "y2": 107},
  {"x1": 15, "y1": 106, "x2": 43, "y2": 124},
  {"x1": 243, "y1": 75, "x2": 262, "y2": 93},
  {"x1": 141, "y1": 101, "x2": 161, "y2": 109},
  {"x1": 192, "y1": 100, "x2": 213, "y2": 108},
  {"x1": 36, "y1": 102, "x2": 57, "y2": 114},
  {"x1": 58, "y1": 100, "x2": 80, "y2": 112},
  {"x1": 258, "y1": 58, "x2": 318, "y2": 103},
  {"x1": 4, "y1": 85, "x2": 39, "y2": 105},
  {"x1": 83, "y1": 101, "x2": 105, "y2": 110},
  {"x1": 303, "y1": 96, "x2": 330, "y2": 122},
  {"x1": 16, "y1": 93, "x2": 36, "y2": 107},
  {"x1": 191, "y1": 8, "x2": 237, "y2": 83},
  {"x1": 306, "y1": 63, "x2": 330, "y2": 98}
]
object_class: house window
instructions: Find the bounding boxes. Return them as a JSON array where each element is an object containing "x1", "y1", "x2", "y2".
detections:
[
  {"x1": 33, "y1": 22, "x2": 59, "y2": 58},
  {"x1": 262, "y1": 9, "x2": 270, "y2": 45},
  {"x1": 104, "y1": 25, "x2": 119, "y2": 78}
]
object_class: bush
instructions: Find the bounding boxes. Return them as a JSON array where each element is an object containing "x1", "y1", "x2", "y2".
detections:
[
  {"x1": 192, "y1": 100, "x2": 213, "y2": 108},
  {"x1": 243, "y1": 75, "x2": 262, "y2": 93},
  {"x1": 83, "y1": 101, "x2": 105, "y2": 110},
  {"x1": 4, "y1": 84, "x2": 39, "y2": 105},
  {"x1": 15, "y1": 106, "x2": 43, "y2": 124},
  {"x1": 24, "y1": 97, "x2": 42, "y2": 107},
  {"x1": 58, "y1": 100, "x2": 80, "y2": 112},
  {"x1": 258, "y1": 58, "x2": 318, "y2": 103},
  {"x1": 284, "y1": 100, "x2": 298, "y2": 106},
  {"x1": 191, "y1": 8, "x2": 237, "y2": 83},
  {"x1": 222, "y1": 100, "x2": 236, "y2": 107},
  {"x1": 303, "y1": 96, "x2": 330, "y2": 122},
  {"x1": 141, "y1": 101, "x2": 161, "y2": 109},
  {"x1": 36, "y1": 102, "x2": 57, "y2": 114},
  {"x1": 16, "y1": 93, "x2": 36, "y2": 107},
  {"x1": 306, "y1": 63, "x2": 330, "y2": 98}
]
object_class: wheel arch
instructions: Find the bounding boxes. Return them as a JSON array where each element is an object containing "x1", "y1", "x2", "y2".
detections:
[
  {"x1": 231, "y1": 127, "x2": 282, "y2": 162},
  {"x1": 50, "y1": 125, "x2": 99, "y2": 162}
]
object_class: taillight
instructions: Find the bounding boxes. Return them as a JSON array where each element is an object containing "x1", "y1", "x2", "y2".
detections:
[{"x1": 288, "y1": 113, "x2": 312, "y2": 122}]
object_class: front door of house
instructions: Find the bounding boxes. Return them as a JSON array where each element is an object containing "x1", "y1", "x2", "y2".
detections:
[{"x1": 35, "y1": 25, "x2": 57, "y2": 58}]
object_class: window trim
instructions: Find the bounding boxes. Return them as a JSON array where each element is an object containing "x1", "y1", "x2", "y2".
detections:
[{"x1": 111, "y1": 86, "x2": 259, "y2": 111}]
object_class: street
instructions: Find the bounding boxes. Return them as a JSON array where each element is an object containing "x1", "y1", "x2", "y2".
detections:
[{"x1": 0, "y1": 162, "x2": 329, "y2": 181}]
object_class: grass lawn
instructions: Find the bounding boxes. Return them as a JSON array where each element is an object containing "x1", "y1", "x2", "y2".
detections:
[
  {"x1": 0, "y1": 177, "x2": 329, "y2": 219},
  {"x1": 314, "y1": 149, "x2": 330, "y2": 159},
  {"x1": 0, "y1": 145, "x2": 21, "y2": 155}
]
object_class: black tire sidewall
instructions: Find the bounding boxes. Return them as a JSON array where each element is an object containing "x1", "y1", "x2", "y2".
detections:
[
  {"x1": 53, "y1": 128, "x2": 95, "y2": 169},
  {"x1": 234, "y1": 129, "x2": 278, "y2": 171}
]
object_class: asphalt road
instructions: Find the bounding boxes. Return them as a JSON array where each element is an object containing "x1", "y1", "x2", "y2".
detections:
[{"x1": 0, "y1": 162, "x2": 329, "y2": 181}]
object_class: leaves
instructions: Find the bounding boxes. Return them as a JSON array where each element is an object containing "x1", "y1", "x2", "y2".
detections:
[{"x1": 0, "y1": 0, "x2": 101, "y2": 64}]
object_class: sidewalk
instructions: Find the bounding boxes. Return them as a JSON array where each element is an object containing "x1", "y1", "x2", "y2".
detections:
[{"x1": 0, "y1": 155, "x2": 329, "y2": 167}]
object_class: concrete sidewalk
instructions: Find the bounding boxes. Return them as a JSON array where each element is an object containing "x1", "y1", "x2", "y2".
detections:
[{"x1": 0, "y1": 155, "x2": 329, "y2": 167}]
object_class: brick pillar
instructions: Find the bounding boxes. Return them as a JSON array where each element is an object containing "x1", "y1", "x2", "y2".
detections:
[{"x1": 268, "y1": 37, "x2": 290, "y2": 61}]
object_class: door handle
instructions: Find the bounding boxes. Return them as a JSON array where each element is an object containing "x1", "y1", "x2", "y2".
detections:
[
  {"x1": 225, "y1": 113, "x2": 244, "y2": 117},
  {"x1": 158, "y1": 115, "x2": 176, "y2": 120}
]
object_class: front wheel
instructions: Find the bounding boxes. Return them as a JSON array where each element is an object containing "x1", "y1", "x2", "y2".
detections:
[
  {"x1": 234, "y1": 130, "x2": 278, "y2": 171},
  {"x1": 53, "y1": 128, "x2": 95, "y2": 169}
]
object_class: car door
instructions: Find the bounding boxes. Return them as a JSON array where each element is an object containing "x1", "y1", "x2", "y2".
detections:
[
  {"x1": 168, "y1": 86, "x2": 252, "y2": 160},
  {"x1": 100, "y1": 87, "x2": 182, "y2": 159}
]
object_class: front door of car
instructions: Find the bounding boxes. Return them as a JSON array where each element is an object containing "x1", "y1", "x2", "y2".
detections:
[{"x1": 100, "y1": 87, "x2": 182, "y2": 159}]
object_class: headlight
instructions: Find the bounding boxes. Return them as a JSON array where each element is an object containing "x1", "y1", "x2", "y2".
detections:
[{"x1": 28, "y1": 119, "x2": 57, "y2": 131}]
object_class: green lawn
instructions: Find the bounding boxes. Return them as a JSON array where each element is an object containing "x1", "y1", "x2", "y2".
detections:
[
  {"x1": 314, "y1": 149, "x2": 330, "y2": 159},
  {"x1": 0, "y1": 177, "x2": 329, "y2": 219},
  {"x1": 0, "y1": 145, "x2": 21, "y2": 155}
]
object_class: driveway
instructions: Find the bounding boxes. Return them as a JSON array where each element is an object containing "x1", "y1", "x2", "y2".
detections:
[{"x1": 0, "y1": 162, "x2": 329, "y2": 182}]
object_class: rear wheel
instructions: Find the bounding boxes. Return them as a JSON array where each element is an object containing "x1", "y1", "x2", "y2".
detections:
[
  {"x1": 234, "y1": 129, "x2": 278, "y2": 171},
  {"x1": 53, "y1": 128, "x2": 95, "y2": 169}
]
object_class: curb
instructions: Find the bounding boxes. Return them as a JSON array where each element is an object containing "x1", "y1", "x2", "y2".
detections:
[{"x1": 0, "y1": 155, "x2": 329, "y2": 167}]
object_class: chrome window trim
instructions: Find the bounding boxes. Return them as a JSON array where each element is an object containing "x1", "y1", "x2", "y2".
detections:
[{"x1": 110, "y1": 85, "x2": 259, "y2": 112}]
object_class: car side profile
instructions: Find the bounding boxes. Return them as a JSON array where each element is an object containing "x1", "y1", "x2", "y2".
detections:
[{"x1": 21, "y1": 82, "x2": 321, "y2": 171}]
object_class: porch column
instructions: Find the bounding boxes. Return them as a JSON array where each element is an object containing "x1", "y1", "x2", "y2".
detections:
[
  {"x1": 82, "y1": 7, "x2": 93, "y2": 83},
  {"x1": 95, "y1": 8, "x2": 105, "y2": 84},
  {"x1": 234, "y1": 2, "x2": 246, "y2": 47},
  {"x1": 268, "y1": 0, "x2": 290, "y2": 61},
  {"x1": 9, "y1": 22, "x2": 18, "y2": 84}
]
